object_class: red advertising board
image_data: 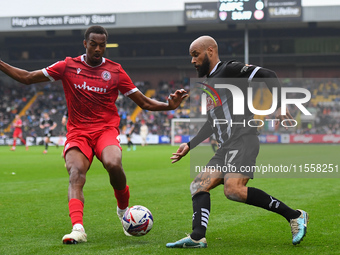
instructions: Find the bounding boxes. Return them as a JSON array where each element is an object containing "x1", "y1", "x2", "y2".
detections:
[{"x1": 290, "y1": 134, "x2": 340, "y2": 143}]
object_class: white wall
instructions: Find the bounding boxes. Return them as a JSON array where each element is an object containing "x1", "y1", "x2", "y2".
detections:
[
  {"x1": 2, "y1": 0, "x2": 339, "y2": 17},
  {"x1": 301, "y1": 0, "x2": 340, "y2": 6},
  {"x1": 0, "y1": 0, "x2": 215, "y2": 17}
]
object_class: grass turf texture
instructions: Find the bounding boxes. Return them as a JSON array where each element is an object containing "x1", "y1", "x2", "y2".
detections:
[{"x1": 0, "y1": 144, "x2": 339, "y2": 255}]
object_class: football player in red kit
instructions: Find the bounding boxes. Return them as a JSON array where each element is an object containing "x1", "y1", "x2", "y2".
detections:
[
  {"x1": 0, "y1": 25, "x2": 187, "y2": 244},
  {"x1": 10, "y1": 114, "x2": 28, "y2": 151}
]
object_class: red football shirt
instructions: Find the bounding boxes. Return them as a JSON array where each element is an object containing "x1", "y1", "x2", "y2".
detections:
[
  {"x1": 42, "y1": 55, "x2": 138, "y2": 133},
  {"x1": 14, "y1": 119, "x2": 22, "y2": 131}
]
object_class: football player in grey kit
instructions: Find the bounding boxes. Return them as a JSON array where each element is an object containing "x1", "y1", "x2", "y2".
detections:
[
  {"x1": 39, "y1": 112, "x2": 58, "y2": 153},
  {"x1": 166, "y1": 36, "x2": 308, "y2": 248}
]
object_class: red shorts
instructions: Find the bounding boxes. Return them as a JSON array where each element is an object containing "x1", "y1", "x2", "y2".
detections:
[
  {"x1": 63, "y1": 127, "x2": 122, "y2": 164},
  {"x1": 13, "y1": 129, "x2": 23, "y2": 138}
]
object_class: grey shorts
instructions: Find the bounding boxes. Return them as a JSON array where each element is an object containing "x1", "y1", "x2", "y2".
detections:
[{"x1": 205, "y1": 134, "x2": 260, "y2": 179}]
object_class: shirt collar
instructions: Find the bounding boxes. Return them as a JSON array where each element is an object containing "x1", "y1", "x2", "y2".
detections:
[
  {"x1": 81, "y1": 54, "x2": 105, "y2": 67},
  {"x1": 209, "y1": 61, "x2": 221, "y2": 76}
]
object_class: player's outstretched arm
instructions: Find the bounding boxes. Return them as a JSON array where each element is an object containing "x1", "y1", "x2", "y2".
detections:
[
  {"x1": 170, "y1": 143, "x2": 190, "y2": 164},
  {"x1": 129, "y1": 89, "x2": 188, "y2": 111},
  {"x1": 0, "y1": 60, "x2": 49, "y2": 85}
]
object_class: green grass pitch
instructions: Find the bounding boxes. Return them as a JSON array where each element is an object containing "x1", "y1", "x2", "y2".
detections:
[{"x1": 0, "y1": 144, "x2": 339, "y2": 255}]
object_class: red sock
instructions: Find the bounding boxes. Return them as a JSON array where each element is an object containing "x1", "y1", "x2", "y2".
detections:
[
  {"x1": 114, "y1": 185, "x2": 130, "y2": 210},
  {"x1": 13, "y1": 139, "x2": 17, "y2": 146},
  {"x1": 21, "y1": 138, "x2": 26, "y2": 145},
  {"x1": 69, "y1": 198, "x2": 84, "y2": 226}
]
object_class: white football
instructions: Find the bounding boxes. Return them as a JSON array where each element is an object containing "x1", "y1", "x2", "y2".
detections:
[{"x1": 122, "y1": 205, "x2": 153, "y2": 236}]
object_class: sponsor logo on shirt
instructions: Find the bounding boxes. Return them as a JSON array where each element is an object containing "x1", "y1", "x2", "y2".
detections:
[
  {"x1": 240, "y1": 64, "x2": 252, "y2": 73},
  {"x1": 74, "y1": 81, "x2": 107, "y2": 93}
]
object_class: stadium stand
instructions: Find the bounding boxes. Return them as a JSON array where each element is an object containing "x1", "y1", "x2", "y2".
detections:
[
  {"x1": 2, "y1": 75, "x2": 340, "y2": 142},
  {"x1": 2, "y1": 2, "x2": 340, "y2": 142}
]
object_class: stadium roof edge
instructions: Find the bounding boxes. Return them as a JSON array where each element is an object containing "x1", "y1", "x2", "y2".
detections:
[{"x1": 1, "y1": 5, "x2": 340, "y2": 33}]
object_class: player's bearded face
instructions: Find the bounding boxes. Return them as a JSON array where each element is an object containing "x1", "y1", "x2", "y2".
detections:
[{"x1": 197, "y1": 53, "x2": 210, "y2": 77}]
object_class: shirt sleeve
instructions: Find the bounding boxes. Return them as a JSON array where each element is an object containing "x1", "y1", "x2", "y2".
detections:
[
  {"x1": 188, "y1": 120, "x2": 214, "y2": 150},
  {"x1": 118, "y1": 66, "x2": 138, "y2": 96},
  {"x1": 227, "y1": 61, "x2": 262, "y2": 80},
  {"x1": 42, "y1": 59, "x2": 67, "y2": 82}
]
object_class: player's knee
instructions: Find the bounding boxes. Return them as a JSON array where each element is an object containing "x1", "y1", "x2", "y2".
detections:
[
  {"x1": 224, "y1": 185, "x2": 238, "y2": 201},
  {"x1": 190, "y1": 180, "x2": 206, "y2": 196},
  {"x1": 103, "y1": 158, "x2": 122, "y2": 173},
  {"x1": 224, "y1": 181, "x2": 243, "y2": 201},
  {"x1": 68, "y1": 168, "x2": 86, "y2": 186},
  {"x1": 66, "y1": 159, "x2": 88, "y2": 186}
]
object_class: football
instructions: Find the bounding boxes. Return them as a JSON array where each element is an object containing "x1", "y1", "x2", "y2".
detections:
[{"x1": 122, "y1": 205, "x2": 153, "y2": 236}]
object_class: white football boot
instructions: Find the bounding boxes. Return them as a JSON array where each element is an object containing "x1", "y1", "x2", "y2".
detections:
[{"x1": 62, "y1": 224, "x2": 87, "y2": 244}]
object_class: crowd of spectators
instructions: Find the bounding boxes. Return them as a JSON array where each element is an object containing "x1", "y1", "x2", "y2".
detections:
[
  {"x1": 0, "y1": 80, "x2": 36, "y2": 134},
  {"x1": 117, "y1": 79, "x2": 190, "y2": 137},
  {"x1": 281, "y1": 79, "x2": 340, "y2": 135},
  {"x1": 1, "y1": 77, "x2": 340, "y2": 142},
  {"x1": 0, "y1": 80, "x2": 66, "y2": 140},
  {"x1": 1, "y1": 77, "x2": 190, "y2": 140}
]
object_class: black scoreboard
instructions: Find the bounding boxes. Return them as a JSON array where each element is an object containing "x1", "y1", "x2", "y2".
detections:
[{"x1": 218, "y1": 0, "x2": 265, "y2": 22}]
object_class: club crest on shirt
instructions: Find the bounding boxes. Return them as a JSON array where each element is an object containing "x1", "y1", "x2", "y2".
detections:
[{"x1": 101, "y1": 71, "x2": 111, "y2": 81}]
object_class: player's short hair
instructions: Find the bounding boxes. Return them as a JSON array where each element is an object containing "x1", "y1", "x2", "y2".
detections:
[{"x1": 84, "y1": 26, "x2": 108, "y2": 41}]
